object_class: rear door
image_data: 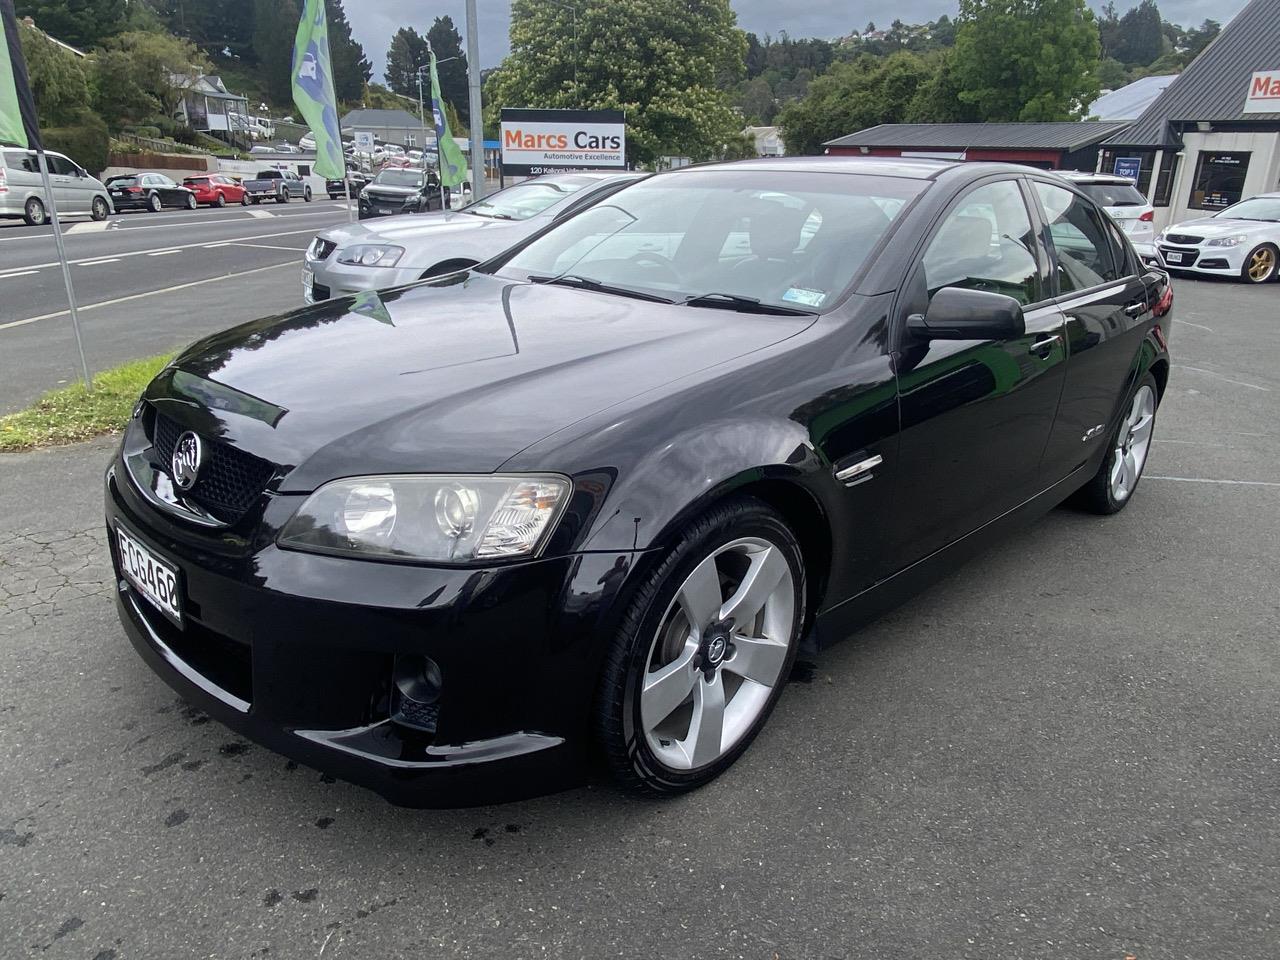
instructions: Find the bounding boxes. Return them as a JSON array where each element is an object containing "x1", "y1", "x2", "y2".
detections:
[
  {"x1": 888, "y1": 177, "x2": 1068, "y2": 568},
  {"x1": 1030, "y1": 179, "x2": 1152, "y2": 484}
]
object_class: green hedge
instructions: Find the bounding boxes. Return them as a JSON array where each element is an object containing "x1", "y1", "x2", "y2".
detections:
[{"x1": 42, "y1": 110, "x2": 110, "y2": 177}]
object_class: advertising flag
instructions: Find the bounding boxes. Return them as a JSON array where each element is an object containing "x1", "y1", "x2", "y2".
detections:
[
  {"x1": 0, "y1": 0, "x2": 43, "y2": 149},
  {"x1": 291, "y1": 0, "x2": 343, "y2": 180},
  {"x1": 429, "y1": 53, "x2": 468, "y2": 188}
]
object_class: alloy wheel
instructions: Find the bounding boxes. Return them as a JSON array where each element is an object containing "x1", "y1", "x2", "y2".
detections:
[
  {"x1": 640, "y1": 537, "x2": 795, "y2": 770},
  {"x1": 1110, "y1": 384, "x2": 1156, "y2": 502},
  {"x1": 1247, "y1": 246, "x2": 1276, "y2": 283}
]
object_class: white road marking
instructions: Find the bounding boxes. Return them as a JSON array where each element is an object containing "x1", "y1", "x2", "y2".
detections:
[
  {"x1": 76, "y1": 258, "x2": 120, "y2": 266},
  {"x1": 0, "y1": 270, "x2": 38, "y2": 279},
  {"x1": 247, "y1": 209, "x2": 276, "y2": 219},
  {"x1": 66, "y1": 221, "x2": 111, "y2": 234},
  {"x1": 147, "y1": 250, "x2": 181, "y2": 257},
  {"x1": 1155, "y1": 439, "x2": 1227, "y2": 446},
  {"x1": 1175, "y1": 365, "x2": 1270, "y2": 392},
  {"x1": 0, "y1": 261, "x2": 295, "y2": 331},
  {"x1": 0, "y1": 208, "x2": 341, "y2": 245},
  {"x1": 1146, "y1": 476, "x2": 1280, "y2": 488},
  {"x1": 1174, "y1": 318, "x2": 1214, "y2": 332}
]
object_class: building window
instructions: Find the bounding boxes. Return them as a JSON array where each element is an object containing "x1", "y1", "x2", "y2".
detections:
[
  {"x1": 1189, "y1": 151, "x2": 1250, "y2": 210},
  {"x1": 1100, "y1": 149, "x2": 1155, "y2": 195},
  {"x1": 1152, "y1": 150, "x2": 1179, "y2": 207},
  {"x1": 406, "y1": 134, "x2": 416, "y2": 147}
]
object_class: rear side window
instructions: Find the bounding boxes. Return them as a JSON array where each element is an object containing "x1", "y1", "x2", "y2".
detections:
[
  {"x1": 922, "y1": 179, "x2": 1042, "y2": 305},
  {"x1": 186, "y1": 177, "x2": 210, "y2": 185},
  {"x1": 1077, "y1": 182, "x2": 1147, "y2": 208},
  {"x1": 1034, "y1": 182, "x2": 1121, "y2": 293}
]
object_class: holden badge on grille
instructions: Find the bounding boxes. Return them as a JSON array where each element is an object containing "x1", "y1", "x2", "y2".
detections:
[{"x1": 171, "y1": 432, "x2": 205, "y2": 491}]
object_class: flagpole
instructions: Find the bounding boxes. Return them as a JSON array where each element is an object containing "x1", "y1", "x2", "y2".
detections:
[
  {"x1": 34, "y1": 151, "x2": 91, "y2": 387},
  {"x1": 343, "y1": 170, "x2": 353, "y2": 221}
]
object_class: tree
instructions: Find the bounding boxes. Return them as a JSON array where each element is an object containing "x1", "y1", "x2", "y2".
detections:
[
  {"x1": 385, "y1": 26, "x2": 428, "y2": 98},
  {"x1": 906, "y1": 49, "x2": 981, "y2": 123},
  {"x1": 15, "y1": 17, "x2": 88, "y2": 126},
  {"x1": 485, "y1": 0, "x2": 746, "y2": 166},
  {"x1": 1096, "y1": 56, "x2": 1130, "y2": 91},
  {"x1": 777, "y1": 52, "x2": 931, "y2": 155},
  {"x1": 326, "y1": 0, "x2": 372, "y2": 103},
  {"x1": 952, "y1": 0, "x2": 1101, "y2": 121},
  {"x1": 14, "y1": 0, "x2": 126, "y2": 50},
  {"x1": 93, "y1": 30, "x2": 212, "y2": 126},
  {"x1": 427, "y1": 15, "x2": 469, "y2": 122},
  {"x1": 252, "y1": 0, "x2": 300, "y2": 104},
  {"x1": 1183, "y1": 19, "x2": 1220, "y2": 58},
  {"x1": 735, "y1": 75, "x2": 777, "y2": 124},
  {"x1": 1113, "y1": 0, "x2": 1163, "y2": 66}
]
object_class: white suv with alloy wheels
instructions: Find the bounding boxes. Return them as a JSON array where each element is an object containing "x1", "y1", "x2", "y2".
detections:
[
  {"x1": 1058, "y1": 171, "x2": 1155, "y2": 245},
  {"x1": 1156, "y1": 193, "x2": 1280, "y2": 284}
]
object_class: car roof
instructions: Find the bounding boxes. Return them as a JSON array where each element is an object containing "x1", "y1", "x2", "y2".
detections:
[{"x1": 683, "y1": 155, "x2": 963, "y2": 180}]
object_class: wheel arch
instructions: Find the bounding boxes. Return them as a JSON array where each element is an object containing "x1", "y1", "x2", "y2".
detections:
[
  {"x1": 420, "y1": 258, "x2": 480, "y2": 280},
  {"x1": 1148, "y1": 356, "x2": 1170, "y2": 401}
]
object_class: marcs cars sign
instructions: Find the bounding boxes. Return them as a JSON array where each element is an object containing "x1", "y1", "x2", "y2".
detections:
[
  {"x1": 1243, "y1": 70, "x2": 1280, "y2": 113},
  {"x1": 500, "y1": 108, "x2": 625, "y2": 176}
]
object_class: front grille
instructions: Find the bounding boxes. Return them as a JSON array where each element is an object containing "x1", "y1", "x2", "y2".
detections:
[
  {"x1": 313, "y1": 238, "x2": 337, "y2": 260},
  {"x1": 1166, "y1": 233, "x2": 1203, "y2": 245},
  {"x1": 151, "y1": 410, "x2": 275, "y2": 523},
  {"x1": 1158, "y1": 245, "x2": 1200, "y2": 267}
]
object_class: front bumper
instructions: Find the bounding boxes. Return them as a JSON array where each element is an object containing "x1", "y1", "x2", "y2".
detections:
[
  {"x1": 105, "y1": 454, "x2": 642, "y2": 807},
  {"x1": 303, "y1": 255, "x2": 419, "y2": 301},
  {"x1": 1155, "y1": 242, "x2": 1248, "y2": 276}
]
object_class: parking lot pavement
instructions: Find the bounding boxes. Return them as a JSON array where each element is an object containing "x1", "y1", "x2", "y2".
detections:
[
  {"x1": 1, "y1": 277, "x2": 1277, "y2": 959},
  {"x1": 0, "y1": 202, "x2": 355, "y2": 414}
]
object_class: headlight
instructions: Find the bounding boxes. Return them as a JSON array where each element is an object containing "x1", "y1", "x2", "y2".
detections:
[
  {"x1": 1206, "y1": 234, "x2": 1247, "y2": 247},
  {"x1": 336, "y1": 244, "x2": 405, "y2": 267},
  {"x1": 278, "y1": 474, "x2": 571, "y2": 563}
]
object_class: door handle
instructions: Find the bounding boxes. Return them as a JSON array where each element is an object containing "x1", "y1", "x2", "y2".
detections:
[
  {"x1": 1124, "y1": 301, "x2": 1147, "y2": 317},
  {"x1": 1029, "y1": 334, "x2": 1061, "y2": 357}
]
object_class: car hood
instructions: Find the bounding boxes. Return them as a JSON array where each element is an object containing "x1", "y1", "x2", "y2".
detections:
[
  {"x1": 159, "y1": 272, "x2": 812, "y2": 491},
  {"x1": 319, "y1": 210, "x2": 507, "y2": 247},
  {"x1": 1166, "y1": 217, "x2": 1277, "y2": 238}
]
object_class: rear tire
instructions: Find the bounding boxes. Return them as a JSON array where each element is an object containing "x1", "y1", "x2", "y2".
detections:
[
  {"x1": 251, "y1": 197, "x2": 261, "y2": 205},
  {"x1": 91, "y1": 196, "x2": 109, "y2": 221},
  {"x1": 1072, "y1": 373, "x2": 1159, "y2": 515},
  {"x1": 23, "y1": 196, "x2": 47, "y2": 226},
  {"x1": 277, "y1": 191, "x2": 289, "y2": 204},
  {"x1": 594, "y1": 496, "x2": 806, "y2": 796}
]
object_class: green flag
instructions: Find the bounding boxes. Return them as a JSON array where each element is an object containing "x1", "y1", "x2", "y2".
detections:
[
  {"x1": 291, "y1": 0, "x2": 343, "y2": 180},
  {"x1": 429, "y1": 52, "x2": 468, "y2": 188},
  {"x1": 0, "y1": 0, "x2": 43, "y2": 150}
]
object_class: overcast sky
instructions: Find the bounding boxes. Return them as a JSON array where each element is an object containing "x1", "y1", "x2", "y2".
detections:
[{"x1": 348, "y1": 0, "x2": 1250, "y2": 81}]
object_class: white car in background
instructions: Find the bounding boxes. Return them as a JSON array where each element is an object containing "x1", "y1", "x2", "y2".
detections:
[
  {"x1": 1157, "y1": 193, "x2": 1280, "y2": 284},
  {"x1": 1059, "y1": 171, "x2": 1155, "y2": 245},
  {"x1": 302, "y1": 171, "x2": 644, "y2": 302}
]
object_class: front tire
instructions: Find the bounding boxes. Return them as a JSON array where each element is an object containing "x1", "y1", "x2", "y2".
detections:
[
  {"x1": 595, "y1": 497, "x2": 806, "y2": 796},
  {"x1": 303, "y1": 187, "x2": 312, "y2": 202},
  {"x1": 215, "y1": 192, "x2": 227, "y2": 208},
  {"x1": 240, "y1": 193, "x2": 250, "y2": 206},
  {"x1": 1242, "y1": 243, "x2": 1277, "y2": 284},
  {"x1": 1073, "y1": 373, "x2": 1159, "y2": 515}
]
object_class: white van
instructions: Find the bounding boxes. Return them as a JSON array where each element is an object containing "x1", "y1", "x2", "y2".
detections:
[{"x1": 0, "y1": 149, "x2": 114, "y2": 225}]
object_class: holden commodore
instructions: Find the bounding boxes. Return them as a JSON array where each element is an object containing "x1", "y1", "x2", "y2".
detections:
[{"x1": 106, "y1": 158, "x2": 1172, "y2": 806}]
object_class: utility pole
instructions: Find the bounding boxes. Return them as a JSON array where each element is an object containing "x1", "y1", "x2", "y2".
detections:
[{"x1": 465, "y1": 0, "x2": 485, "y2": 199}]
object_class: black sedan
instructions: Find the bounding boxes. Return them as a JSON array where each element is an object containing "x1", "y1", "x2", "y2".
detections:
[
  {"x1": 105, "y1": 173, "x2": 197, "y2": 212},
  {"x1": 105, "y1": 158, "x2": 1172, "y2": 806},
  {"x1": 357, "y1": 168, "x2": 430, "y2": 219}
]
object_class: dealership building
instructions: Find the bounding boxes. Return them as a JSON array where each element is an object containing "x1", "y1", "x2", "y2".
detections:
[{"x1": 823, "y1": 0, "x2": 1280, "y2": 230}]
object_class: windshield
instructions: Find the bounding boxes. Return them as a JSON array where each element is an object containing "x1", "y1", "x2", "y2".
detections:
[
  {"x1": 1078, "y1": 182, "x2": 1147, "y2": 207},
  {"x1": 462, "y1": 176, "x2": 597, "y2": 221},
  {"x1": 1215, "y1": 196, "x2": 1280, "y2": 221},
  {"x1": 373, "y1": 170, "x2": 425, "y2": 188},
  {"x1": 498, "y1": 171, "x2": 923, "y2": 310}
]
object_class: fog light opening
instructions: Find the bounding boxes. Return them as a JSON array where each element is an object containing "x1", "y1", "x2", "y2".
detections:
[{"x1": 391, "y1": 654, "x2": 442, "y2": 736}]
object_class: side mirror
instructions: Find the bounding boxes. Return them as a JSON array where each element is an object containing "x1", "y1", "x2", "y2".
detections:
[{"x1": 907, "y1": 287, "x2": 1025, "y2": 341}]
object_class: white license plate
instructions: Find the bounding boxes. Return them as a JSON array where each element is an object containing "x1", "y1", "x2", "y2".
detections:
[
  {"x1": 117, "y1": 524, "x2": 182, "y2": 624},
  {"x1": 1164, "y1": 252, "x2": 1184, "y2": 264},
  {"x1": 377, "y1": 208, "x2": 393, "y2": 215}
]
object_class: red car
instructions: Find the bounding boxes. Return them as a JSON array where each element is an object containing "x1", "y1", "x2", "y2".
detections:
[{"x1": 182, "y1": 174, "x2": 249, "y2": 207}]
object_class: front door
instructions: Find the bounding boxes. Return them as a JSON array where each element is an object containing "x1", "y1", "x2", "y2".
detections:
[{"x1": 887, "y1": 177, "x2": 1068, "y2": 570}]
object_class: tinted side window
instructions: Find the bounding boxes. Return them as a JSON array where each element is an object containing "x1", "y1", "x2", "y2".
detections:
[
  {"x1": 922, "y1": 179, "x2": 1041, "y2": 305},
  {"x1": 49, "y1": 155, "x2": 77, "y2": 176},
  {"x1": 1034, "y1": 182, "x2": 1120, "y2": 293}
]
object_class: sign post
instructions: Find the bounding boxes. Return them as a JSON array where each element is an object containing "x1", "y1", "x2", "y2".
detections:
[{"x1": 499, "y1": 108, "x2": 626, "y2": 177}]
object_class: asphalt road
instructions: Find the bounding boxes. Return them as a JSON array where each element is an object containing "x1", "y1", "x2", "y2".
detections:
[
  {"x1": 1, "y1": 278, "x2": 1278, "y2": 959},
  {"x1": 0, "y1": 202, "x2": 355, "y2": 414}
]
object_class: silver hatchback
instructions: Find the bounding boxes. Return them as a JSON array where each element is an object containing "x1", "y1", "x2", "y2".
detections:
[{"x1": 0, "y1": 148, "x2": 114, "y2": 225}]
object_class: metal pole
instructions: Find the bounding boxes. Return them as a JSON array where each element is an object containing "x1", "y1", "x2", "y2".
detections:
[
  {"x1": 343, "y1": 166, "x2": 353, "y2": 222},
  {"x1": 36, "y1": 150, "x2": 91, "y2": 388},
  {"x1": 465, "y1": 0, "x2": 485, "y2": 199},
  {"x1": 425, "y1": 48, "x2": 445, "y2": 211}
]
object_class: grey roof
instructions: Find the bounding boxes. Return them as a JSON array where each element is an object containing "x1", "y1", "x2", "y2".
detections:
[
  {"x1": 1087, "y1": 75, "x2": 1176, "y2": 121},
  {"x1": 340, "y1": 109, "x2": 423, "y2": 128},
  {"x1": 824, "y1": 121, "x2": 1130, "y2": 151},
  {"x1": 1107, "y1": 0, "x2": 1280, "y2": 146}
]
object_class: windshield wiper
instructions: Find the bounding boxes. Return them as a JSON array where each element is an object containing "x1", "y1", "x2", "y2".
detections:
[
  {"x1": 681, "y1": 292, "x2": 816, "y2": 316},
  {"x1": 527, "y1": 274, "x2": 673, "y2": 303},
  {"x1": 472, "y1": 210, "x2": 517, "y2": 220}
]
